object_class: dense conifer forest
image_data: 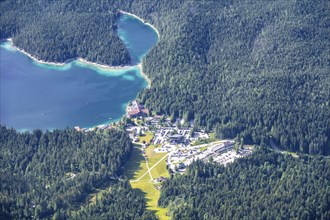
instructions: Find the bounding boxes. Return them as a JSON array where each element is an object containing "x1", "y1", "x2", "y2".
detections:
[
  {"x1": 132, "y1": 0, "x2": 330, "y2": 155},
  {"x1": 159, "y1": 149, "x2": 330, "y2": 219},
  {"x1": 1, "y1": 1, "x2": 329, "y2": 218},
  {"x1": 1, "y1": 0, "x2": 328, "y2": 154},
  {"x1": 0, "y1": 1, "x2": 131, "y2": 65},
  {"x1": 0, "y1": 126, "x2": 156, "y2": 219}
]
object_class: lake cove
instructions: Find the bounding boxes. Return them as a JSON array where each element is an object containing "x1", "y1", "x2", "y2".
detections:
[
  {"x1": 117, "y1": 11, "x2": 159, "y2": 65},
  {"x1": 0, "y1": 12, "x2": 158, "y2": 131},
  {"x1": 0, "y1": 44, "x2": 146, "y2": 131}
]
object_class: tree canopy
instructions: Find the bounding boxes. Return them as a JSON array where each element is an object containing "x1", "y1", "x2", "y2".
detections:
[
  {"x1": 159, "y1": 149, "x2": 330, "y2": 219},
  {"x1": 0, "y1": 0, "x2": 131, "y2": 65},
  {"x1": 134, "y1": 0, "x2": 330, "y2": 155},
  {"x1": 0, "y1": 126, "x2": 155, "y2": 219},
  {"x1": 1, "y1": 0, "x2": 328, "y2": 154}
]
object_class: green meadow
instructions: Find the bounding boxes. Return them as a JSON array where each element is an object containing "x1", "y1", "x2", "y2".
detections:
[{"x1": 124, "y1": 145, "x2": 170, "y2": 220}]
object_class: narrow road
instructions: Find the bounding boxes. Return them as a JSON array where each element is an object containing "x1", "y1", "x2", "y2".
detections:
[
  {"x1": 132, "y1": 144, "x2": 152, "y2": 181},
  {"x1": 131, "y1": 152, "x2": 169, "y2": 182},
  {"x1": 270, "y1": 140, "x2": 299, "y2": 158},
  {"x1": 145, "y1": 153, "x2": 153, "y2": 180}
]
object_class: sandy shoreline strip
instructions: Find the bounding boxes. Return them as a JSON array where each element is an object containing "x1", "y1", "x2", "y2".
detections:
[
  {"x1": 77, "y1": 58, "x2": 136, "y2": 71},
  {"x1": 119, "y1": 10, "x2": 160, "y2": 39},
  {"x1": 1, "y1": 38, "x2": 12, "y2": 42},
  {"x1": 1, "y1": 10, "x2": 159, "y2": 86},
  {"x1": 138, "y1": 63, "x2": 151, "y2": 88},
  {"x1": 1, "y1": 39, "x2": 139, "y2": 71},
  {"x1": 2, "y1": 39, "x2": 67, "y2": 66}
]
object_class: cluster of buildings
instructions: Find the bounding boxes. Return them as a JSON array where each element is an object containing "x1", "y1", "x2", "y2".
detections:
[
  {"x1": 167, "y1": 141, "x2": 235, "y2": 172},
  {"x1": 212, "y1": 148, "x2": 252, "y2": 165},
  {"x1": 74, "y1": 100, "x2": 148, "y2": 133},
  {"x1": 73, "y1": 100, "x2": 254, "y2": 175},
  {"x1": 124, "y1": 100, "x2": 253, "y2": 173},
  {"x1": 166, "y1": 141, "x2": 253, "y2": 172},
  {"x1": 127, "y1": 100, "x2": 149, "y2": 118}
]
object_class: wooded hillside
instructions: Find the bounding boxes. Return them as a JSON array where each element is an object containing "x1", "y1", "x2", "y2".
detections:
[
  {"x1": 132, "y1": 0, "x2": 330, "y2": 155},
  {"x1": 159, "y1": 149, "x2": 330, "y2": 219},
  {"x1": 0, "y1": 0, "x2": 131, "y2": 65},
  {"x1": 0, "y1": 126, "x2": 155, "y2": 219},
  {"x1": 1, "y1": 0, "x2": 329, "y2": 154}
]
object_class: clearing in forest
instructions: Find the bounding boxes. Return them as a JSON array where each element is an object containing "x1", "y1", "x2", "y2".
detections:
[{"x1": 124, "y1": 145, "x2": 170, "y2": 220}]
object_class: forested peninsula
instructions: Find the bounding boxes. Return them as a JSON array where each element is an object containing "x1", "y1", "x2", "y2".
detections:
[
  {"x1": 0, "y1": 1, "x2": 131, "y2": 66},
  {"x1": 1, "y1": 0, "x2": 328, "y2": 155}
]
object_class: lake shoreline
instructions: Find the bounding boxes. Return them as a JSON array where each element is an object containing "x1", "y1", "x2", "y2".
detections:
[
  {"x1": 0, "y1": 9, "x2": 159, "y2": 82},
  {"x1": 119, "y1": 10, "x2": 160, "y2": 39},
  {"x1": 1, "y1": 39, "x2": 137, "y2": 71},
  {"x1": 1, "y1": 11, "x2": 159, "y2": 130},
  {"x1": 138, "y1": 63, "x2": 151, "y2": 88}
]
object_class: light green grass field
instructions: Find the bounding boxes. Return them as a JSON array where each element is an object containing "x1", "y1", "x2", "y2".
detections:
[
  {"x1": 199, "y1": 145, "x2": 208, "y2": 152},
  {"x1": 138, "y1": 131, "x2": 154, "y2": 144},
  {"x1": 124, "y1": 146, "x2": 148, "y2": 180},
  {"x1": 145, "y1": 146, "x2": 167, "y2": 167},
  {"x1": 124, "y1": 144, "x2": 170, "y2": 220},
  {"x1": 145, "y1": 146, "x2": 170, "y2": 178},
  {"x1": 131, "y1": 180, "x2": 170, "y2": 220}
]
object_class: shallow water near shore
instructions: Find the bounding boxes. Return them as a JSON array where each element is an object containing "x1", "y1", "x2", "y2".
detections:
[
  {"x1": 117, "y1": 13, "x2": 159, "y2": 64},
  {"x1": 0, "y1": 12, "x2": 158, "y2": 131}
]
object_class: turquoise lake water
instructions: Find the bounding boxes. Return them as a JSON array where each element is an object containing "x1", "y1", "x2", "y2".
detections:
[
  {"x1": 117, "y1": 13, "x2": 158, "y2": 64},
  {"x1": 0, "y1": 12, "x2": 158, "y2": 131}
]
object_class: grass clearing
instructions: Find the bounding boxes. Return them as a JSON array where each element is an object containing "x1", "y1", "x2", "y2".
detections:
[
  {"x1": 145, "y1": 145, "x2": 169, "y2": 178},
  {"x1": 145, "y1": 145, "x2": 167, "y2": 167},
  {"x1": 200, "y1": 145, "x2": 208, "y2": 152},
  {"x1": 150, "y1": 157, "x2": 169, "y2": 178},
  {"x1": 191, "y1": 138, "x2": 215, "y2": 146},
  {"x1": 124, "y1": 144, "x2": 170, "y2": 220},
  {"x1": 131, "y1": 180, "x2": 170, "y2": 220},
  {"x1": 124, "y1": 146, "x2": 148, "y2": 180},
  {"x1": 138, "y1": 131, "x2": 154, "y2": 144}
]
